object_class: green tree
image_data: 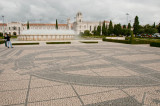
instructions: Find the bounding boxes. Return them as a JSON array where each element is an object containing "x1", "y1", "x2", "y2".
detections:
[
  {"x1": 122, "y1": 29, "x2": 127, "y2": 36},
  {"x1": 83, "y1": 30, "x2": 91, "y2": 36},
  {"x1": 153, "y1": 22, "x2": 156, "y2": 28},
  {"x1": 0, "y1": 32, "x2": 3, "y2": 37},
  {"x1": 127, "y1": 23, "x2": 131, "y2": 30},
  {"x1": 138, "y1": 25, "x2": 145, "y2": 35},
  {"x1": 56, "y1": 19, "x2": 58, "y2": 30},
  {"x1": 144, "y1": 24, "x2": 151, "y2": 29},
  {"x1": 126, "y1": 29, "x2": 132, "y2": 36},
  {"x1": 133, "y1": 16, "x2": 140, "y2": 35},
  {"x1": 122, "y1": 24, "x2": 130, "y2": 36},
  {"x1": 96, "y1": 25, "x2": 101, "y2": 35},
  {"x1": 123, "y1": 25, "x2": 126, "y2": 29},
  {"x1": 145, "y1": 27, "x2": 158, "y2": 35},
  {"x1": 157, "y1": 23, "x2": 160, "y2": 33},
  {"x1": 79, "y1": 32, "x2": 83, "y2": 36},
  {"x1": 102, "y1": 21, "x2": 106, "y2": 35},
  {"x1": 130, "y1": 31, "x2": 134, "y2": 44},
  {"x1": 92, "y1": 26, "x2": 97, "y2": 35},
  {"x1": 114, "y1": 24, "x2": 122, "y2": 36},
  {"x1": 27, "y1": 21, "x2": 30, "y2": 30},
  {"x1": 108, "y1": 20, "x2": 113, "y2": 35},
  {"x1": 105, "y1": 24, "x2": 108, "y2": 35}
]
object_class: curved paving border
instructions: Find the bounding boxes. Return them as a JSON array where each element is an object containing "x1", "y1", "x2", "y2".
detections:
[{"x1": 15, "y1": 45, "x2": 160, "y2": 87}]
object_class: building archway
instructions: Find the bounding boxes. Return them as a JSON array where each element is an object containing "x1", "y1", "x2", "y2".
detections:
[{"x1": 13, "y1": 32, "x2": 17, "y2": 36}]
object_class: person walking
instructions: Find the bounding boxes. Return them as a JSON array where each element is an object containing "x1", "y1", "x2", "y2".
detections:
[
  {"x1": 4, "y1": 33, "x2": 7, "y2": 47},
  {"x1": 6, "y1": 34, "x2": 13, "y2": 48}
]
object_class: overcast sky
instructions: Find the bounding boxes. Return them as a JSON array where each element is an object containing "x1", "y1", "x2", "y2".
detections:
[{"x1": 0, "y1": 0, "x2": 160, "y2": 25}]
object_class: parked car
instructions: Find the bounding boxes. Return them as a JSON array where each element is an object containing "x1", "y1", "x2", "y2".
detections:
[
  {"x1": 157, "y1": 35, "x2": 160, "y2": 37},
  {"x1": 153, "y1": 33, "x2": 160, "y2": 37},
  {"x1": 136, "y1": 34, "x2": 142, "y2": 37},
  {"x1": 152, "y1": 35, "x2": 156, "y2": 37}
]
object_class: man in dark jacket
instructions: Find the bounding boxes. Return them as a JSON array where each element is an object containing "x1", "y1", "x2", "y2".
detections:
[{"x1": 6, "y1": 34, "x2": 13, "y2": 48}]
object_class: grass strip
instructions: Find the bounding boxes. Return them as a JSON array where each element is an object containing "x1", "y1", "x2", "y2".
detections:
[
  {"x1": 12, "y1": 43, "x2": 39, "y2": 45},
  {"x1": 46, "y1": 42, "x2": 71, "y2": 44},
  {"x1": 80, "y1": 41, "x2": 98, "y2": 43}
]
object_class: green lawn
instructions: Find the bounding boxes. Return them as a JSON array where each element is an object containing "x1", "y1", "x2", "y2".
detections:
[{"x1": 134, "y1": 38, "x2": 160, "y2": 42}]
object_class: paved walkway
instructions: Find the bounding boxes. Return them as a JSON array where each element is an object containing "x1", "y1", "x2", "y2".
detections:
[{"x1": 0, "y1": 41, "x2": 160, "y2": 106}]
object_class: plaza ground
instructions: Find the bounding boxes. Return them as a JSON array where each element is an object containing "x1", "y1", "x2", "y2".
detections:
[{"x1": 0, "y1": 41, "x2": 160, "y2": 106}]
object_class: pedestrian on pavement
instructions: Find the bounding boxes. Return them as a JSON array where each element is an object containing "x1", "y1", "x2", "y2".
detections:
[
  {"x1": 4, "y1": 33, "x2": 7, "y2": 47},
  {"x1": 6, "y1": 34, "x2": 13, "y2": 48}
]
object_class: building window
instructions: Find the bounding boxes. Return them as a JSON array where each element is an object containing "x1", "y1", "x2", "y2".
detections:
[
  {"x1": 13, "y1": 26, "x2": 16, "y2": 30},
  {"x1": 90, "y1": 26, "x2": 92, "y2": 31},
  {"x1": 18, "y1": 27, "x2": 20, "y2": 35},
  {"x1": 9, "y1": 27, "x2": 10, "y2": 30}
]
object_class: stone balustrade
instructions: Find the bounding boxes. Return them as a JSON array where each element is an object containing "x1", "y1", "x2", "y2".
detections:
[{"x1": 18, "y1": 35, "x2": 74, "y2": 41}]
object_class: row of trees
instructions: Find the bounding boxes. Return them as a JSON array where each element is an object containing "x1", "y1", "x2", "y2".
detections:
[
  {"x1": 133, "y1": 16, "x2": 160, "y2": 35},
  {"x1": 83, "y1": 21, "x2": 132, "y2": 36},
  {"x1": 82, "y1": 16, "x2": 160, "y2": 36}
]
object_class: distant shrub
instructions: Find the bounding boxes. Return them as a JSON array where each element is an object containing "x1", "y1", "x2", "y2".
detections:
[
  {"x1": 132, "y1": 40, "x2": 151, "y2": 44},
  {"x1": 150, "y1": 42, "x2": 160, "y2": 47},
  {"x1": 103, "y1": 38, "x2": 152, "y2": 44},
  {"x1": 11, "y1": 36, "x2": 17, "y2": 38},
  {"x1": 102, "y1": 38, "x2": 130, "y2": 44},
  {"x1": 0, "y1": 40, "x2": 5, "y2": 44}
]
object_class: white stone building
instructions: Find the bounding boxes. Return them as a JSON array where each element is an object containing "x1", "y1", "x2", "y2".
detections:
[
  {"x1": 0, "y1": 12, "x2": 109, "y2": 35},
  {"x1": 0, "y1": 22, "x2": 70, "y2": 36},
  {"x1": 73, "y1": 12, "x2": 110, "y2": 34}
]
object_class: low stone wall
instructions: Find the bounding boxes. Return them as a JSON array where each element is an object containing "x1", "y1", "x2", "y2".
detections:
[
  {"x1": 18, "y1": 35, "x2": 74, "y2": 41},
  {"x1": 106, "y1": 37, "x2": 125, "y2": 40}
]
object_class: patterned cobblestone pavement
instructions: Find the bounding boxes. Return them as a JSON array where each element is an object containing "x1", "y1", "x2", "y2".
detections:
[{"x1": 0, "y1": 42, "x2": 160, "y2": 106}]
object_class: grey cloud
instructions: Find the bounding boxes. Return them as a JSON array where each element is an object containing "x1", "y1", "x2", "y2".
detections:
[{"x1": 0, "y1": 0, "x2": 160, "y2": 25}]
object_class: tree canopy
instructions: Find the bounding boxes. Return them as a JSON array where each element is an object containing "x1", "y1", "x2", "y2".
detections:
[
  {"x1": 108, "y1": 20, "x2": 113, "y2": 35},
  {"x1": 56, "y1": 19, "x2": 58, "y2": 30},
  {"x1": 27, "y1": 21, "x2": 29, "y2": 30},
  {"x1": 133, "y1": 16, "x2": 140, "y2": 35}
]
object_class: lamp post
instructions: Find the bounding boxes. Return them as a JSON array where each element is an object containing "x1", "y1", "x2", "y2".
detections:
[
  {"x1": 126, "y1": 13, "x2": 129, "y2": 25},
  {"x1": 2, "y1": 16, "x2": 4, "y2": 36}
]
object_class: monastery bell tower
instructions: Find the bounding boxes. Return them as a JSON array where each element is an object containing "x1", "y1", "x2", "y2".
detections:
[{"x1": 76, "y1": 12, "x2": 83, "y2": 23}]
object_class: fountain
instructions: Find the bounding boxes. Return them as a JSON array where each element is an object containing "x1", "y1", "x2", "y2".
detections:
[{"x1": 18, "y1": 29, "x2": 75, "y2": 41}]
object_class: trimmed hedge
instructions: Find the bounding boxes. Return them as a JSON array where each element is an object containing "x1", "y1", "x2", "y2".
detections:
[
  {"x1": 12, "y1": 43, "x2": 39, "y2": 45},
  {"x1": 103, "y1": 38, "x2": 151, "y2": 44},
  {"x1": 46, "y1": 42, "x2": 71, "y2": 44},
  {"x1": 11, "y1": 36, "x2": 17, "y2": 38},
  {"x1": 80, "y1": 41, "x2": 98, "y2": 43},
  {"x1": 102, "y1": 38, "x2": 130, "y2": 44},
  {"x1": 150, "y1": 42, "x2": 160, "y2": 47},
  {"x1": 103, "y1": 38, "x2": 160, "y2": 48},
  {"x1": 132, "y1": 40, "x2": 151, "y2": 44},
  {"x1": 0, "y1": 40, "x2": 5, "y2": 44}
]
